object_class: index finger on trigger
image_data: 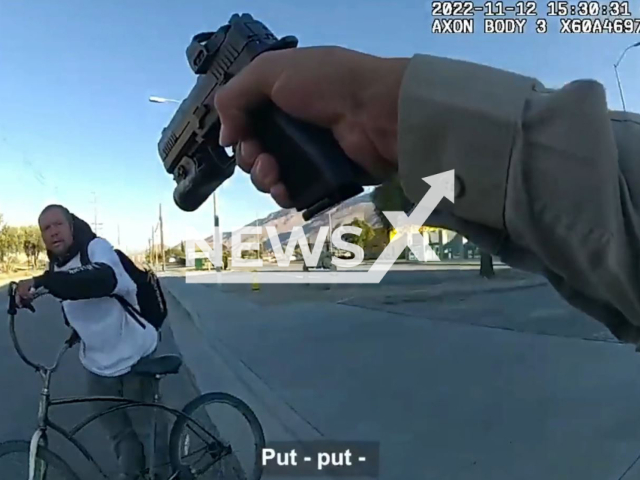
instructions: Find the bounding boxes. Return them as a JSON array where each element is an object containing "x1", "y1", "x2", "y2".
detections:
[{"x1": 213, "y1": 52, "x2": 285, "y2": 147}]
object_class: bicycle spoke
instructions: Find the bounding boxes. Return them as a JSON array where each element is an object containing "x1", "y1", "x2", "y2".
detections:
[{"x1": 169, "y1": 393, "x2": 265, "y2": 480}]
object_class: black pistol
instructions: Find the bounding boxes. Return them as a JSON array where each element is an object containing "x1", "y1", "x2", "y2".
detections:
[{"x1": 157, "y1": 13, "x2": 372, "y2": 221}]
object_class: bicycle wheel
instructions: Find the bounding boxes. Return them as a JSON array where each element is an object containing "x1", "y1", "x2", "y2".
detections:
[
  {"x1": 0, "y1": 440, "x2": 81, "y2": 480},
  {"x1": 169, "y1": 392, "x2": 265, "y2": 480}
]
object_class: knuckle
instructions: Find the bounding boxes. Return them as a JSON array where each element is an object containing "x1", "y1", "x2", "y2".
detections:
[{"x1": 213, "y1": 86, "x2": 228, "y2": 112}]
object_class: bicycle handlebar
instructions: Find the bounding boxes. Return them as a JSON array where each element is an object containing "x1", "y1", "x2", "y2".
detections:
[{"x1": 6, "y1": 281, "x2": 76, "y2": 374}]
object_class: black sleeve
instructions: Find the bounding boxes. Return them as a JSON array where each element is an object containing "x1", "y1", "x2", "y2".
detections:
[{"x1": 33, "y1": 263, "x2": 117, "y2": 300}]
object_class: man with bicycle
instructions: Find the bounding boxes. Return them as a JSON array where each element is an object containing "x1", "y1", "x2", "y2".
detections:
[{"x1": 15, "y1": 204, "x2": 169, "y2": 480}]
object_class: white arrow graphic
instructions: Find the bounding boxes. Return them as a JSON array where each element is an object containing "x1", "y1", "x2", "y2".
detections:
[
  {"x1": 186, "y1": 170, "x2": 455, "y2": 284},
  {"x1": 365, "y1": 170, "x2": 455, "y2": 282}
]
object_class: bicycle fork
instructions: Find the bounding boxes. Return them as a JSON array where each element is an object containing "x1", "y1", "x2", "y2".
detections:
[
  {"x1": 28, "y1": 429, "x2": 46, "y2": 480},
  {"x1": 29, "y1": 370, "x2": 52, "y2": 480}
]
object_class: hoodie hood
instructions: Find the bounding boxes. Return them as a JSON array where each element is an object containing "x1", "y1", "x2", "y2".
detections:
[{"x1": 47, "y1": 213, "x2": 97, "y2": 268}]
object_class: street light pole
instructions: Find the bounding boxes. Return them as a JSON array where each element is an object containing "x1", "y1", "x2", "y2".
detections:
[
  {"x1": 613, "y1": 41, "x2": 640, "y2": 112},
  {"x1": 159, "y1": 204, "x2": 166, "y2": 272}
]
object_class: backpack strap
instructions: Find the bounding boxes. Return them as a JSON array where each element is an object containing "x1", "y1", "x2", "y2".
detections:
[
  {"x1": 80, "y1": 243, "x2": 90, "y2": 266},
  {"x1": 111, "y1": 294, "x2": 147, "y2": 329},
  {"x1": 60, "y1": 302, "x2": 71, "y2": 327},
  {"x1": 78, "y1": 240, "x2": 147, "y2": 330}
]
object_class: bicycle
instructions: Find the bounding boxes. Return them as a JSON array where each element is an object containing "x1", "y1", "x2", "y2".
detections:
[{"x1": 1, "y1": 281, "x2": 266, "y2": 480}]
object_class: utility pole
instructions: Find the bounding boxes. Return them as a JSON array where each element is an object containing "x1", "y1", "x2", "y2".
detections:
[
  {"x1": 90, "y1": 192, "x2": 103, "y2": 235},
  {"x1": 213, "y1": 192, "x2": 221, "y2": 272},
  {"x1": 154, "y1": 224, "x2": 159, "y2": 266},
  {"x1": 117, "y1": 224, "x2": 121, "y2": 248},
  {"x1": 159, "y1": 204, "x2": 165, "y2": 272},
  {"x1": 151, "y1": 225, "x2": 156, "y2": 269}
]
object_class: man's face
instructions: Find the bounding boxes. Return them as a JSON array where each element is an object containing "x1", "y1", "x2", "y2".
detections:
[{"x1": 39, "y1": 209, "x2": 73, "y2": 256}]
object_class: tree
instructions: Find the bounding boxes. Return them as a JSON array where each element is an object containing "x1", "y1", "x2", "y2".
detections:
[
  {"x1": 0, "y1": 214, "x2": 6, "y2": 263},
  {"x1": 344, "y1": 218, "x2": 375, "y2": 249},
  {"x1": 371, "y1": 177, "x2": 414, "y2": 237},
  {"x1": 22, "y1": 226, "x2": 44, "y2": 269},
  {"x1": 0, "y1": 225, "x2": 23, "y2": 271}
]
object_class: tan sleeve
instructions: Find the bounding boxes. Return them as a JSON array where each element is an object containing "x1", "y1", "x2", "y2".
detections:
[{"x1": 397, "y1": 53, "x2": 640, "y2": 344}]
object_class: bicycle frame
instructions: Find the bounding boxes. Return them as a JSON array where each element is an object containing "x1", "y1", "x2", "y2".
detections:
[{"x1": 6, "y1": 282, "x2": 222, "y2": 480}]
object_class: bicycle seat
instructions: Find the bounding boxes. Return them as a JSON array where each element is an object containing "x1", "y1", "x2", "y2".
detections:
[{"x1": 131, "y1": 354, "x2": 183, "y2": 377}]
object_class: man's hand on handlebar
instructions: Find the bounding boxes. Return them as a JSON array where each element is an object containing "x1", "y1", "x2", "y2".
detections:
[{"x1": 15, "y1": 279, "x2": 35, "y2": 309}]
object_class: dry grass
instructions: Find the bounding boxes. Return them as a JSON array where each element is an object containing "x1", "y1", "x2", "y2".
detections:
[{"x1": 0, "y1": 268, "x2": 44, "y2": 288}]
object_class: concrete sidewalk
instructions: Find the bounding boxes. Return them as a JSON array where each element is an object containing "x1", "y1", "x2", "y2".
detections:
[{"x1": 162, "y1": 270, "x2": 640, "y2": 480}]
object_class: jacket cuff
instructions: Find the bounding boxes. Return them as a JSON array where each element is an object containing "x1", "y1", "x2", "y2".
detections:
[
  {"x1": 397, "y1": 53, "x2": 538, "y2": 230},
  {"x1": 32, "y1": 273, "x2": 48, "y2": 290}
]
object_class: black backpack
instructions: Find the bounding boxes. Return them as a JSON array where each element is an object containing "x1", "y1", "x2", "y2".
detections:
[
  {"x1": 52, "y1": 244, "x2": 168, "y2": 331},
  {"x1": 110, "y1": 250, "x2": 168, "y2": 331}
]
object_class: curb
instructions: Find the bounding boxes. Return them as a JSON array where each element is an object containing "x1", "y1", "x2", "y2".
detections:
[
  {"x1": 382, "y1": 277, "x2": 547, "y2": 302},
  {"x1": 162, "y1": 281, "x2": 325, "y2": 445},
  {"x1": 337, "y1": 277, "x2": 548, "y2": 306}
]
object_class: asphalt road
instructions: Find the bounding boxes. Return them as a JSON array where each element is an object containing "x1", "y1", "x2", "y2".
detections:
[
  {"x1": 163, "y1": 271, "x2": 640, "y2": 480},
  {"x1": 174, "y1": 265, "x2": 537, "y2": 307},
  {"x1": 0, "y1": 285, "x2": 201, "y2": 479}
]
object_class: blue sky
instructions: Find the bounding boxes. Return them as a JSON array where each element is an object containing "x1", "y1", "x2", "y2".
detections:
[{"x1": 0, "y1": 0, "x2": 638, "y2": 252}]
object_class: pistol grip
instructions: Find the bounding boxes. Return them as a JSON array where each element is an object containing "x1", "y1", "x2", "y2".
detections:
[{"x1": 252, "y1": 104, "x2": 372, "y2": 221}]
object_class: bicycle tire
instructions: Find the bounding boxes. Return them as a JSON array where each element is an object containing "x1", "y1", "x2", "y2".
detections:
[
  {"x1": 0, "y1": 439, "x2": 81, "y2": 480},
  {"x1": 169, "y1": 392, "x2": 266, "y2": 480}
]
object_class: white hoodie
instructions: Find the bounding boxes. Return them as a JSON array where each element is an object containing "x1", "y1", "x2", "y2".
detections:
[{"x1": 50, "y1": 237, "x2": 158, "y2": 377}]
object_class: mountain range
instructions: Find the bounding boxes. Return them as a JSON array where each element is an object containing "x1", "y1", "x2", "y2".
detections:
[{"x1": 204, "y1": 192, "x2": 382, "y2": 252}]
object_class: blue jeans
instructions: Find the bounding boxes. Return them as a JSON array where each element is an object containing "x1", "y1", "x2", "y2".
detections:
[{"x1": 85, "y1": 351, "x2": 170, "y2": 479}]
